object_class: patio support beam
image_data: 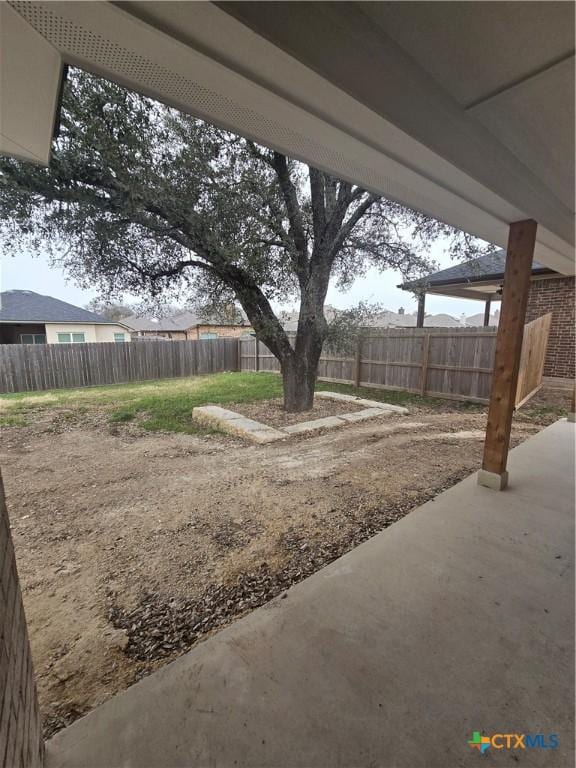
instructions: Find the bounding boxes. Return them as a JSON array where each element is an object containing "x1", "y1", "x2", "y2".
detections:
[
  {"x1": 483, "y1": 298, "x2": 492, "y2": 327},
  {"x1": 478, "y1": 219, "x2": 537, "y2": 490},
  {"x1": 416, "y1": 294, "x2": 426, "y2": 328}
]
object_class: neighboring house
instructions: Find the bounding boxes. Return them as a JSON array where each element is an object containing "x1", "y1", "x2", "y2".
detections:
[
  {"x1": 400, "y1": 251, "x2": 575, "y2": 380},
  {"x1": 466, "y1": 310, "x2": 500, "y2": 327},
  {"x1": 281, "y1": 306, "x2": 465, "y2": 331},
  {"x1": 123, "y1": 310, "x2": 252, "y2": 340},
  {"x1": 0, "y1": 290, "x2": 131, "y2": 344}
]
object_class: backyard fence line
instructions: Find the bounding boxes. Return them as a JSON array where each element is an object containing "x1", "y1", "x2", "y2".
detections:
[
  {"x1": 0, "y1": 322, "x2": 550, "y2": 403},
  {"x1": 0, "y1": 338, "x2": 239, "y2": 393},
  {"x1": 240, "y1": 328, "x2": 498, "y2": 403},
  {"x1": 240, "y1": 320, "x2": 550, "y2": 405}
]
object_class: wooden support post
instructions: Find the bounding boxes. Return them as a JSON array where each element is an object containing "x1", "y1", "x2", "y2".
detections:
[
  {"x1": 478, "y1": 220, "x2": 537, "y2": 490},
  {"x1": 483, "y1": 298, "x2": 492, "y2": 327},
  {"x1": 568, "y1": 385, "x2": 576, "y2": 423},
  {"x1": 254, "y1": 336, "x2": 260, "y2": 372},
  {"x1": 237, "y1": 337, "x2": 242, "y2": 372},
  {"x1": 416, "y1": 293, "x2": 426, "y2": 328},
  {"x1": 354, "y1": 336, "x2": 363, "y2": 388},
  {"x1": 420, "y1": 334, "x2": 430, "y2": 396}
]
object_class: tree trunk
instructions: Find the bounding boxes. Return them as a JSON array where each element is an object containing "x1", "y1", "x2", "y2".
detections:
[
  {"x1": 281, "y1": 356, "x2": 318, "y2": 412},
  {"x1": 281, "y1": 315, "x2": 325, "y2": 413}
]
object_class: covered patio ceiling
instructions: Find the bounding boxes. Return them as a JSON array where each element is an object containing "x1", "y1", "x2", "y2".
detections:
[{"x1": 1, "y1": 1, "x2": 574, "y2": 273}]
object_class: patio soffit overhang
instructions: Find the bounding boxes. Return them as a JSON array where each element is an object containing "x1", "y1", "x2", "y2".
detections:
[{"x1": 1, "y1": 1, "x2": 574, "y2": 275}]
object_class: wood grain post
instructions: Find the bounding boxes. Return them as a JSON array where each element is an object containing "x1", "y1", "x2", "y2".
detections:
[
  {"x1": 354, "y1": 336, "x2": 363, "y2": 388},
  {"x1": 416, "y1": 294, "x2": 426, "y2": 328},
  {"x1": 568, "y1": 385, "x2": 576, "y2": 423},
  {"x1": 420, "y1": 334, "x2": 430, "y2": 396},
  {"x1": 479, "y1": 219, "x2": 537, "y2": 490},
  {"x1": 254, "y1": 336, "x2": 260, "y2": 372}
]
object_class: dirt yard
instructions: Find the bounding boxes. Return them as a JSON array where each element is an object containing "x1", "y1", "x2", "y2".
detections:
[{"x1": 0, "y1": 378, "x2": 567, "y2": 737}]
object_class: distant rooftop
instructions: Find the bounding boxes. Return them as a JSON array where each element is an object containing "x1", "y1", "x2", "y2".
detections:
[
  {"x1": 123, "y1": 310, "x2": 249, "y2": 332},
  {"x1": 0, "y1": 290, "x2": 116, "y2": 324}
]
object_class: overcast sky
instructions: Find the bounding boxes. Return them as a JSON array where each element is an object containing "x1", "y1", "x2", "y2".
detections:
[{"x1": 1, "y1": 239, "x2": 499, "y2": 320}]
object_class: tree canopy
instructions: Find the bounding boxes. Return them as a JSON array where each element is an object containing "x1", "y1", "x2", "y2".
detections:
[{"x1": 0, "y1": 69, "x2": 490, "y2": 409}]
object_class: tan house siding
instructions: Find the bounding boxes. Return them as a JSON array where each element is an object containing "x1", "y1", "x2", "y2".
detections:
[
  {"x1": 525, "y1": 276, "x2": 575, "y2": 379},
  {"x1": 45, "y1": 323, "x2": 129, "y2": 343}
]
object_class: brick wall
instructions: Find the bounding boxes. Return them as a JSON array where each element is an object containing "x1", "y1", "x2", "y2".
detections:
[
  {"x1": 0, "y1": 473, "x2": 43, "y2": 768},
  {"x1": 525, "y1": 276, "x2": 575, "y2": 380},
  {"x1": 195, "y1": 325, "x2": 252, "y2": 339},
  {"x1": 134, "y1": 326, "x2": 251, "y2": 340}
]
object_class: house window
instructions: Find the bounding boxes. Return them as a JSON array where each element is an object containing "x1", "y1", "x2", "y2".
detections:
[
  {"x1": 20, "y1": 334, "x2": 46, "y2": 345},
  {"x1": 57, "y1": 332, "x2": 86, "y2": 343},
  {"x1": 114, "y1": 333, "x2": 126, "y2": 342},
  {"x1": 200, "y1": 332, "x2": 218, "y2": 339}
]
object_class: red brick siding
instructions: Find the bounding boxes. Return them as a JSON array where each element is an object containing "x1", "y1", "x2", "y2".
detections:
[
  {"x1": 0, "y1": 473, "x2": 43, "y2": 768},
  {"x1": 525, "y1": 276, "x2": 575, "y2": 379},
  {"x1": 195, "y1": 325, "x2": 251, "y2": 339},
  {"x1": 134, "y1": 326, "x2": 251, "y2": 340}
]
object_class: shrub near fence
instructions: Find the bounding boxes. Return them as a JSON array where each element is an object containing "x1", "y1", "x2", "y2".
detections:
[
  {"x1": 240, "y1": 327, "x2": 498, "y2": 403},
  {"x1": 0, "y1": 338, "x2": 239, "y2": 394}
]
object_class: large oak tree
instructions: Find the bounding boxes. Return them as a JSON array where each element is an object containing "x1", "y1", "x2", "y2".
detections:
[{"x1": 0, "y1": 70, "x2": 487, "y2": 411}]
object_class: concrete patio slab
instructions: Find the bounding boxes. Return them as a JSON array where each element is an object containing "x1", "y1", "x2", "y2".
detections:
[{"x1": 48, "y1": 420, "x2": 575, "y2": 768}]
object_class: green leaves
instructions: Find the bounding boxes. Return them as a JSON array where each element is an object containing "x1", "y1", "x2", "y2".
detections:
[{"x1": 0, "y1": 67, "x2": 492, "y2": 364}]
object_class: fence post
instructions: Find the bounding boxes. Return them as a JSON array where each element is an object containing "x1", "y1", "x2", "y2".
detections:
[
  {"x1": 420, "y1": 334, "x2": 430, "y2": 396},
  {"x1": 255, "y1": 336, "x2": 260, "y2": 372},
  {"x1": 237, "y1": 338, "x2": 242, "y2": 372},
  {"x1": 354, "y1": 336, "x2": 363, "y2": 388}
]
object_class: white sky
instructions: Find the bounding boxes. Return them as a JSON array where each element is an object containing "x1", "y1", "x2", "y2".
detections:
[{"x1": 0, "y1": 238, "x2": 498, "y2": 319}]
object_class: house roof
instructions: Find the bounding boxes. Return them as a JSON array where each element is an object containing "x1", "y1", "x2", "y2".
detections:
[
  {"x1": 0, "y1": 290, "x2": 118, "y2": 324},
  {"x1": 123, "y1": 310, "x2": 249, "y2": 332},
  {"x1": 400, "y1": 250, "x2": 553, "y2": 293}
]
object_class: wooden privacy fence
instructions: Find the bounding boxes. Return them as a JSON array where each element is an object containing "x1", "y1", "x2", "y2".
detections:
[
  {"x1": 0, "y1": 319, "x2": 551, "y2": 401},
  {"x1": 0, "y1": 338, "x2": 239, "y2": 393},
  {"x1": 515, "y1": 313, "x2": 552, "y2": 407},
  {"x1": 241, "y1": 328, "x2": 498, "y2": 403},
  {"x1": 241, "y1": 320, "x2": 552, "y2": 406}
]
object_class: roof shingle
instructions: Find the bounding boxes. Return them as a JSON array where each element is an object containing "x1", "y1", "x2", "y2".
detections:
[
  {"x1": 401, "y1": 249, "x2": 551, "y2": 290},
  {"x1": 0, "y1": 291, "x2": 115, "y2": 324}
]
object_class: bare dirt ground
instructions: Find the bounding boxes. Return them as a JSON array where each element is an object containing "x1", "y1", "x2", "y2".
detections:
[
  {"x1": 0, "y1": 392, "x2": 564, "y2": 737},
  {"x1": 227, "y1": 396, "x2": 364, "y2": 427}
]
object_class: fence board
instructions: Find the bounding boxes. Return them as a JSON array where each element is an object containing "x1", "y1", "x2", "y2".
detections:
[
  {"x1": 515, "y1": 313, "x2": 553, "y2": 407},
  {"x1": 240, "y1": 329, "x2": 499, "y2": 403},
  {"x1": 0, "y1": 338, "x2": 240, "y2": 394}
]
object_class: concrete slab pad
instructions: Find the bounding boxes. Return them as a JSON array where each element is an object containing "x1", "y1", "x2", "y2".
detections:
[
  {"x1": 282, "y1": 415, "x2": 345, "y2": 434},
  {"x1": 193, "y1": 405, "x2": 285, "y2": 443},
  {"x1": 47, "y1": 420, "x2": 575, "y2": 768}
]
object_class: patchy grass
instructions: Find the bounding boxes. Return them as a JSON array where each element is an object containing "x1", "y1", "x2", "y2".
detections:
[
  {"x1": 0, "y1": 371, "x2": 564, "y2": 434},
  {"x1": 315, "y1": 380, "x2": 484, "y2": 412},
  {"x1": 0, "y1": 373, "x2": 285, "y2": 434},
  {"x1": 0, "y1": 414, "x2": 27, "y2": 428}
]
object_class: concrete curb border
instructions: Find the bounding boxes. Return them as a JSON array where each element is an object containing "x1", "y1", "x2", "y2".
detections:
[{"x1": 193, "y1": 393, "x2": 408, "y2": 443}]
